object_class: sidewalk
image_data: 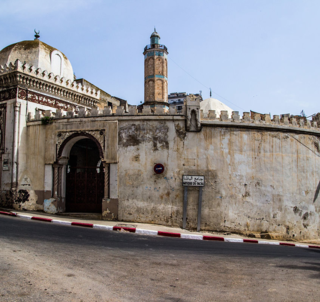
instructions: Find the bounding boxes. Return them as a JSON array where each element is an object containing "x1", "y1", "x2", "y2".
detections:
[{"x1": 1, "y1": 208, "x2": 320, "y2": 249}]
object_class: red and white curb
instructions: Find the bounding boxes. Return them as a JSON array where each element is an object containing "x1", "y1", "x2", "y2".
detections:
[{"x1": 1, "y1": 210, "x2": 320, "y2": 249}]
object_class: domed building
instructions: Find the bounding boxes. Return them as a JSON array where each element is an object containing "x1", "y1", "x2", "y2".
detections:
[
  {"x1": 0, "y1": 39, "x2": 74, "y2": 80},
  {"x1": 0, "y1": 30, "x2": 319, "y2": 242},
  {"x1": 200, "y1": 97, "x2": 233, "y2": 118},
  {"x1": 0, "y1": 35, "x2": 120, "y2": 110},
  {"x1": 0, "y1": 33, "x2": 122, "y2": 213}
]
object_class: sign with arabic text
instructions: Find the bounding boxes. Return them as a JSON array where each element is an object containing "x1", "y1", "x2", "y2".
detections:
[{"x1": 182, "y1": 175, "x2": 205, "y2": 187}]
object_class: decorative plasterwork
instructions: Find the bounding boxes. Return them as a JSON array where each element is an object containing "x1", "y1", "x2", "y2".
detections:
[
  {"x1": 18, "y1": 88, "x2": 27, "y2": 100},
  {"x1": 0, "y1": 60, "x2": 99, "y2": 108},
  {"x1": 56, "y1": 130, "x2": 105, "y2": 158},
  {"x1": 0, "y1": 60, "x2": 100, "y2": 99},
  {"x1": 28, "y1": 90, "x2": 76, "y2": 111},
  {"x1": 0, "y1": 88, "x2": 16, "y2": 102}
]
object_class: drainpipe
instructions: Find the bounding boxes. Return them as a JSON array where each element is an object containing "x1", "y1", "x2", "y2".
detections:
[{"x1": 12, "y1": 92, "x2": 21, "y2": 189}]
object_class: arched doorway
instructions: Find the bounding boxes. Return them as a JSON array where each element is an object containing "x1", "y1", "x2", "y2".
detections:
[{"x1": 65, "y1": 138, "x2": 104, "y2": 212}]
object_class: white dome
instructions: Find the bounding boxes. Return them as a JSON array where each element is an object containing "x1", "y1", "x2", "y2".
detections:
[
  {"x1": 200, "y1": 98, "x2": 233, "y2": 118},
  {"x1": 0, "y1": 40, "x2": 74, "y2": 80}
]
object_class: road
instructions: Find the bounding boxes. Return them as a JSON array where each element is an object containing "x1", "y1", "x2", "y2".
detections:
[{"x1": 0, "y1": 215, "x2": 320, "y2": 302}]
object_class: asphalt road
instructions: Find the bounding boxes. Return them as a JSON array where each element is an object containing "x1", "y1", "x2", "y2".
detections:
[{"x1": 0, "y1": 215, "x2": 320, "y2": 302}]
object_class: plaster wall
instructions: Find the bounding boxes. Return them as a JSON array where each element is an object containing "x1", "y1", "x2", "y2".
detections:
[
  {"x1": 16, "y1": 99, "x2": 62, "y2": 210},
  {"x1": 16, "y1": 115, "x2": 320, "y2": 240},
  {"x1": 18, "y1": 118, "x2": 118, "y2": 209},
  {"x1": 117, "y1": 119, "x2": 320, "y2": 240},
  {"x1": 1, "y1": 99, "x2": 15, "y2": 191},
  {"x1": 0, "y1": 98, "x2": 70, "y2": 208}
]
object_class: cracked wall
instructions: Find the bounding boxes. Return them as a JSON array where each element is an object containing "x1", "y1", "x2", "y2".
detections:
[{"x1": 118, "y1": 121, "x2": 320, "y2": 240}]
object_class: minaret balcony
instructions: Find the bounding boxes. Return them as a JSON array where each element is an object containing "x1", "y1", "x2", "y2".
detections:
[{"x1": 144, "y1": 44, "x2": 168, "y2": 52}]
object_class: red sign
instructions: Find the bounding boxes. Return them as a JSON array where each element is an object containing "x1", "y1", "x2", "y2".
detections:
[{"x1": 154, "y1": 163, "x2": 164, "y2": 174}]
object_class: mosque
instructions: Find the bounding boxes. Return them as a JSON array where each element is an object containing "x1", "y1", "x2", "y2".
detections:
[{"x1": 0, "y1": 30, "x2": 320, "y2": 240}]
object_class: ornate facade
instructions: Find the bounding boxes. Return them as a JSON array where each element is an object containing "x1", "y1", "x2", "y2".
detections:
[{"x1": 1, "y1": 31, "x2": 320, "y2": 241}]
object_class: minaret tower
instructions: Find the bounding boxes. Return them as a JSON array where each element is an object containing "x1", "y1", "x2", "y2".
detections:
[{"x1": 143, "y1": 29, "x2": 168, "y2": 106}]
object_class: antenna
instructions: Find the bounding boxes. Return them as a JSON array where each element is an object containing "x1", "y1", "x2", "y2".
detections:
[{"x1": 210, "y1": 88, "x2": 212, "y2": 97}]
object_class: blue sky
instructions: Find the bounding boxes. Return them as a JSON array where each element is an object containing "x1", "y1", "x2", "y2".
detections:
[{"x1": 0, "y1": 0, "x2": 319, "y2": 116}]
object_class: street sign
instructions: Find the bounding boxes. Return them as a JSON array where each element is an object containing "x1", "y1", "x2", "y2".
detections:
[
  {"x1": 154, "y1": 163, "x2": 165, "y2": 174},
  {"x1": 182, "y1": 175, "x2": 205, "y2": 187},
  {"x1": 182, "y1": 175, "x2": 205, "y2": 232}
]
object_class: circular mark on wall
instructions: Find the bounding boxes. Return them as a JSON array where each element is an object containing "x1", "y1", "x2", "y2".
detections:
[{"x1": 154, "y1": 163, "x2": 165, "y2": 174}]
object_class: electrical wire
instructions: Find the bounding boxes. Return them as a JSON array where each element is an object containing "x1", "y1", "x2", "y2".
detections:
[
  {"x1": 168, "y1": 56, "x2": 246, "y2": 111},
  {"x1": 289, "y1": 134, "x2": 320, "y2": 157}
]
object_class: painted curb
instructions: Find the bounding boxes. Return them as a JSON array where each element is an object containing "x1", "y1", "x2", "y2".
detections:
[{"x1": 1, "y1": 210, "x2": 319, "y2": 249}]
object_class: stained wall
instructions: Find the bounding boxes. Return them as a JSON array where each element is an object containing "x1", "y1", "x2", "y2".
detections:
[{"x1": 117, "y1": 119, "x2": 320, "y2": 240}]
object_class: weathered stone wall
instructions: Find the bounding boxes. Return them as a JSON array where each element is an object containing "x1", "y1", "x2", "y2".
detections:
[
  {"x1": 18, "y1": 110, "x2": 320, "y2": 240},
  {"x1": 118, "y1": 119, "x2": 320, "y2": 240}
]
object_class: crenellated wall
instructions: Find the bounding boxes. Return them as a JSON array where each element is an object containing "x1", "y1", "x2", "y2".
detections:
[
  {"x1": 0, "y1": 59, "x2": 100, "y2": 103},
  {"x1": 117, "y1": 117, "x2": 320, "y2": 241},
  {"x1": 13, "y1": 97, "x2": 320, "y2": 240}
]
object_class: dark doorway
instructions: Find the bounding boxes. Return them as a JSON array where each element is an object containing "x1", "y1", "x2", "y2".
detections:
[{"x1": 66, "y1": 139, "x2": 104, "y2": 212}]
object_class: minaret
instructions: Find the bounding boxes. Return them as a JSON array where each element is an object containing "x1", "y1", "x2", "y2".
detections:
[{"x1": 143, "y1": 29, "x2": 168, "y2": 106}]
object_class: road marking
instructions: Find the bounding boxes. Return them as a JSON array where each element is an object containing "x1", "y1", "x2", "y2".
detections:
[
  {"x1": 181, "y1": 234, "x2": 203, "y2": 240},
  {"x1": 136, "y1": 229, "x2": 158, "y2": 236},
  {"x1": 17, "y1": 214, "x2": 32, "y2": 219},
  {"x1": 71, "y1": 222, "x2": 93, "y2": 228},
  {"x1": 52, "y1": 220, "x2": 72, "y2": 226},
  {"x1": 1, "y1": 210, "x2": 320, "y2": 249},
  {"x1": 158, "y1": 231, "x2": 181, "y2": 237},
  {"x1": 225, "y1": 238, "x2": 244, "y2": 243},
  {"x1": 31, "y1": 216, "x2": 52, "y2": 222},
  {"x1": 295, "y1": 244, "x2": 309, "y2": 248},
  {"x1": 203, "y1": 236, "x2": 225, "y2": 241},
  {"x1": 93, "y1": 224, "x2": 113, "y2": 231},
  {"x1": 258, "y1": 241, "x2": 280, "y2": 245}
]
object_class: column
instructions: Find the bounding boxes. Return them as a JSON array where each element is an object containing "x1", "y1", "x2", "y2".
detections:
[
  {"x1": 53, "y1": 164, "x2": 59, "y2": 198},
  {"x1": 103, "y1": 162, "x2": 109, "y2": 199}
]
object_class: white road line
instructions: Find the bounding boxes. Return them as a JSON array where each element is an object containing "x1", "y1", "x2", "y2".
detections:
[
  {"x1": 295, "y1": 244, "x2": 309, "y2": 248},
  {"x1": 258, "y1": 241, "x2": 280, "y2": 245},
  {"x1": 225, "y1": 238, "x2": 244, "y2": 243},
  {"x1": 136, "y1": 229, "x2": 158, "y2": 236},
  {"x1": 93, "y1": 224, "x2": 113, "y2": 231},
  {"x1": 181, "y1": 234, "x2": 203, "y2": 240},
  {"x1": 51, "y1": 220, "x2": 72, "y2": 225},
  {"x1": 17, "y1": 214, "x2": 32, "y2": 219}
]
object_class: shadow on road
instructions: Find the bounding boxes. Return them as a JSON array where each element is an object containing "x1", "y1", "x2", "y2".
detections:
[{"x1": 277, "y1": 261, "x2": 320, "y2": 279}]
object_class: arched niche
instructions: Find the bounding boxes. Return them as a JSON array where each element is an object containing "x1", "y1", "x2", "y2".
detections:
[{"x1": 51, "y1": 50, "x2": 65, "y2": 77}]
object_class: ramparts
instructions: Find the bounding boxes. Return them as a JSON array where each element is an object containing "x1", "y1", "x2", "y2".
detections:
[{"x1": 27, "y1": 104, "x2": 320, "y2": 135}]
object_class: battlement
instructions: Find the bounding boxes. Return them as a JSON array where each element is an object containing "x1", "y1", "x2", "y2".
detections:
[
  {"x1": 0, "y1": 59, "x2": 100, "y2": 100},
  {"x1": 200, "y1": 110, "x2": 320, "y2": 131},
  {"x1": 27, "y1": 104, "x2": 185, "y2": 121},
  {"x1": 27, "y1": 104, "x2": 320, "y2": 133}
]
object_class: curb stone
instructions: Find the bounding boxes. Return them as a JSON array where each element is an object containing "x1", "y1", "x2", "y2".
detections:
[{"x1": 1, "y1": 210, "x2": 320, "y2": 249}]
